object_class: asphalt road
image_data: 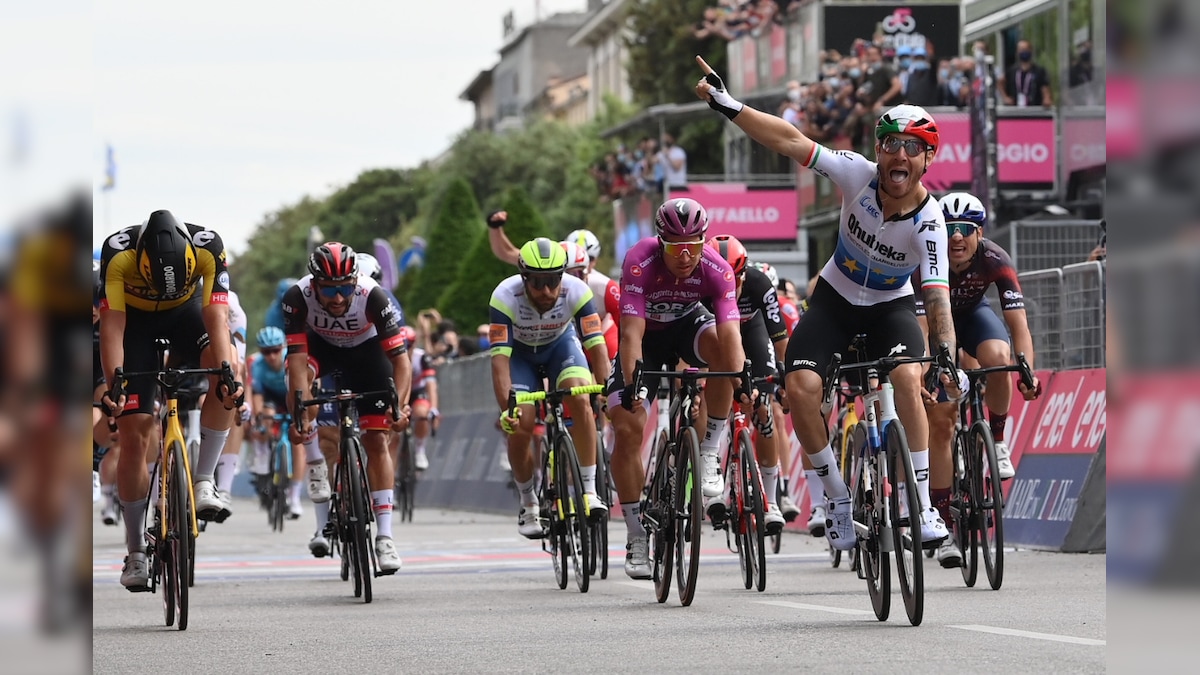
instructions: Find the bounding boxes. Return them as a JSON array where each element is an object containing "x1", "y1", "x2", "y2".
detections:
[{"x1": 94, "y1": 497, "x2": 1105, "y2": 673}]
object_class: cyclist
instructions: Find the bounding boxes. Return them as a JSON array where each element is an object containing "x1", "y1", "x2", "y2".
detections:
[
  {"x1": 705, "y1": 235, "x2": 789, "y2": 533},
  {"x1": 281, "y1": 242, "x2": 412, "y2": 573},
  {"x1": 263, "y1": 277, "x2": 298, "y2": 331},
  {"x1": 916, "y1": 192, "x2": 1043, "y2": 567},
  {"x1": 93, "y1": 257, "x2": 121, "y2": 526},
  {"x1": 607, "y1": 197, "x2": 746, "y2": 579},
  {"x1": 769, "y1": 269, "x2": 805, "y2": 523},
  {"x1": 97, "y1": 210, "x2": 245, "y2": 591},
  {"x1": 697, "y1": 59, "x2": 962, "y2": 551},
  {"x1": 247, "y1": 326, "x2": 305, "y2": 518},
  {"x1": 491, "y1": 238, "x2": 611, "y2": 538},
  {"x1": 213, "y1": 288, "x2": 251, "y2": 522}
]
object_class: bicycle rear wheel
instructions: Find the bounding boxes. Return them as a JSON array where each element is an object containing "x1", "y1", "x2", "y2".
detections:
[
  {"x1": 590, "y1": 445, "x2": 611, "y2": 579},
  {"x1": 729, "y1": 450, "x2": 750, "y2": 590},
  {"x1": 270, "y1": 440, "x2": 287, "y2": 532},
  {"x1": 646, "y1": 431, "x2": 673, "y2": 604},
  {"x1": 674, "y1": 426, "x2": 703, "y2": 607},
  {"x1": 973, "y1": 421, "x2": 1005, "y2": 590},
  {"x1": 346, "y1": 437, "x2": 373, "y2": 603},
  {"x1": 952, "y1": 429, "x2": 979, "y2": 587},
  {"x1": 886, "y1": 420, "x2": 924, "y2": 626},
  {"x1": 555, "y1": 433, "x2": 590, "y2": 593}
]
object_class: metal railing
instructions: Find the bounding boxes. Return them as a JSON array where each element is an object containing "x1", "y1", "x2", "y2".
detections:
[{"x1": 987, "y1": 219, "x2": 1103, "y2": 273}]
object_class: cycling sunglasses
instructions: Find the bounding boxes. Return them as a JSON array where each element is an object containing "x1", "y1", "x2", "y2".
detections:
[
  {"x1": 659, "y1": 237, "x2": 706, "y2": 258},
  {"x1": 316, "y1": 283, "x2": 356, "y2": 298},
  {"x1": 947, "y1": 222, "x2": 981, "y2": 237},
  {"x1": 523, "y1": 272, "x2": 563, "y2": 290},
  {"x1": 879, "y1": 135, "x2": 930, "y2": 158}
]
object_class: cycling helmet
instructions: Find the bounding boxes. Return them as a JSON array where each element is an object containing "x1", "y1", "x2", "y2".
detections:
[
  {"x1": 276, "y1": 278, "x2": 297, "y2": 298},
  {"x1": 875, "y1": 104, "x2": 940, "y2": 155},
  {"x1": 560, "y1": 241, "x2": 590, "y2": 273},
  {"x1": 938, "y1": 192, "x2": 987, "y2": 227},
  {"x1": 400, "y1": 325, "x2": 417, "y2": 346},
  {"x1": 256, "y1": 326, "x2": 286, "y2": 349},
  {"x1": 135, "y1": 210, "x2": 197, "y2": 296},
  {"x1": 308, "y1": 242, "x2": 357, "y2": 282},
  {"x1": 706, "y1": 235, "x2": 748, "y2": 276},
  {"x1": 754, "y1": 261, "x2": 779, "y2": 287},
  {"x1": 517, "y1": 237, "x2": 567, "y2": 274},
  {"x1": 655, "y1": 198, "x2": 709, "y2": 239},
  {"x1": 564, "y1": 229, "x2": 601, "y2": 261},
  {"x1": 92, "y1": 258, "x2": 103, "y2": 304},
  {"x1": 356, "y1": 252, "x2": 382, "y2": 282}
]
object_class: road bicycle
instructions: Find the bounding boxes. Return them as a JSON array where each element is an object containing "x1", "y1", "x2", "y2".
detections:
[
  {"x1": 258, "y1": 412, "x2": 292, "y2": 532},
  {"x1": 110, "y1": 338, "x2": 238, "y2": 630},
  {"x1": 634, "y1": 360, "x2": 748, "y2": 607},
  {"x1": 296, "y1": 376, "x2": 400, "y2": 604},
  {"x1": 508, "y1": 383, "x2": 604, "y2": 593},
  {"x1": 588, "y1": 395, "x2": 613, "y2": 579},
  {"x1": 821, "y1": 341, "x2": 954, "y2": 626},
  {"x1": 945, "y1": 354, "x2": 1035, "y2": 591}
]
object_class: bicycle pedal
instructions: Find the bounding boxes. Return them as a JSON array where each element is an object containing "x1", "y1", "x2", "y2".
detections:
[
  {"x1": 765, "y1": 520, "x2": 784, "y2": 536},
  {"x1": 374, "y1": 569, "x2": 399, "y2": 577}
]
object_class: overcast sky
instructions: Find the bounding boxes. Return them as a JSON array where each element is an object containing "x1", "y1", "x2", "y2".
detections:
[{"x1": 77, "y1": 0, "x2": 588, "y2": 254}]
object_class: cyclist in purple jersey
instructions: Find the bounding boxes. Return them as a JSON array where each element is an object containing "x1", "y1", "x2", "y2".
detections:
[{"x1": 605, "y1": 197, "x2": 745, "y2": 579}]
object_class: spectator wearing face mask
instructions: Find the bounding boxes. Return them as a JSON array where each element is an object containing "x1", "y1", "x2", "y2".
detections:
[
  {"x1": 904, "y1": 44, "x2": 940, "y2": 106},
  {"x1": 895, "y1": 44, "x2": 913, "y2": 96},
  {"x1": 779, "y1": 80, "x2": 804, "y2": 126},
  {"x1": 659, "y1": 133, "x2": 688, "y2": 189},
  {"x1": 1069, "y1": 40, "x2": 1093, "y2": 87},
  {"x1": 1000, "y1": 39, "x2": 1053, "y2": 107},
  {"x1": 862, "y1": 44, "x2": 902, "y2": 113}
]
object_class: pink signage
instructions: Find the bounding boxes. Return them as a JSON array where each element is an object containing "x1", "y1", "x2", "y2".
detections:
[
  {"x1": 1063, "y1": 116, "x2": 1105, "y2": 174},
  {"x1": 671, "y1": 183, "x2": 798, "y2": 241},
  {"x1": 922, "y1": 112, "x2": 1057, "y2": 191}
]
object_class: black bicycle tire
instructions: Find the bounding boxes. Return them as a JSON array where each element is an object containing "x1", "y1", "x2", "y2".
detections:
[
  {"x1": 555, "y1": 432, "x2": 590, "y2": 593},
  {"x1": 347, "y1": 436, "x2": 373, "y2": 603},
  {"x1": 973, "y1": 420, "x2": 1005, "y2": 590},
  {"x1": 160, "y1": 443, "x2": 179, "y2": 628},
  {"x1": 648, "y1": 430, "x2": 673, "y2": 604},
  {"x1": 270, "y1": 439, "x2": 287, "y2": 532},
  {"x1": 675, "y1": 426, "x2": 703, "y2": 607},
  {"x1": 740, "y1": 429, "x2": 767, "y2": 592},
  {"x1": 731, "y1": 449, "x2": 751, "y2": 590},
  {"x1": 954, "y1": 428, "x2": 979, "y2": 587},
  {"x1": 857, "y1": 423, "x2": 890, "y2": 622},
  {"x1": 532, "y1": 434, "x2": 565, "y2": 590},
  {"x1": 171, "y1": 441, "x2": 191, "y2": 630},
  {"x1": 590, "y1": 444, "x2": 610, "y2": 579},
  {"x1": 886, "y1": 420, "x2": 925, "y2": 626}
]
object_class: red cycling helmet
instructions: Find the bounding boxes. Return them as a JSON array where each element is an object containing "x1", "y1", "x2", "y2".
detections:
[
  {"x1": 875, "y1": 104, "x2": 940, "y2": 156},
  {"x1": 706, "y1": 234, "x2": 748, "y2": 276},
  {"x1": 308, "y1": 242, "x2": 357, "y2": 283}
]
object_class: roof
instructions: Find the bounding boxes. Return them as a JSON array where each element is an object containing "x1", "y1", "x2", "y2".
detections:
[{"x1": 459, "y1": 66, "x2": 495, "y2": 102}]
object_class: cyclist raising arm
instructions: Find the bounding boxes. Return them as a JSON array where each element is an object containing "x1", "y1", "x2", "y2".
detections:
[{"x1": 696, "y1": 56, "x2": 961, "y2": 551}]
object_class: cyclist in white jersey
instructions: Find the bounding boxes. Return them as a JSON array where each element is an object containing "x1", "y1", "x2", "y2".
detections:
[
  {"x1": 213, "y1": 289, "x2": 251, "y2": 521},
  {"x1": 696, "y1": 56, "x2": 964, "y2": 550}
]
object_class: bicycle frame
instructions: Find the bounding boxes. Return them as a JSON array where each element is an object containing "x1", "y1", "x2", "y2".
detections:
[{"x1": 512, "y1": 384, "x2": 605, "y2": 518}]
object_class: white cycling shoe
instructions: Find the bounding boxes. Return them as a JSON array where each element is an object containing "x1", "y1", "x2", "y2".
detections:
[
  {"x1": 824, "y1": 497, "x2": 856, "y2": 551},
  {"x1": 919, "y1": 507, "x2": 951, "y2": 545},
  {"x1": 306, "y1": 461, "x2": 332, "y2": 503},
  {"x1": 994, "y1": 441, "x2": 1016, "y2": 480},
  {"x1": 625, "y1": 535, "x2": 651, "y2": 580}
]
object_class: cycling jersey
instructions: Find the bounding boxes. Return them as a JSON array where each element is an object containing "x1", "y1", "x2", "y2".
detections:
[
  {"x1": 280, "y1": 275, "x2": 406, "y2": 356},
  {"x1": 98, "y1": 223, "x2": 230, "y2": 312},
  {"x1": 913, "y1": 238, "x2": 1024, "y2": 315},
  {"x1": 620, "y1": 237, "x2": 740, "y2": 329},
  {"x1": 250, "y1": 351, "x2": 288, "y2": 404},
  {"x1": 587, "y1": 269, "x2": 620, "y2": 323},
  {"x1": 734, "y1": 267, "x2": 788, "y2": 343},
  {"x1": 228, "y1": 290, "x2": 248, "y2": 341},
  {"x1": 779, "y1": 295, "x2": 801, "y2": 335},
  {"x1": 800, "y1": 145, "x2": 949, "y2": 306},
  {"x1": 410, "y1": 346, "x2": 436, "y2": 396},
  {"x1": 488, "y1": 274, "x2": 604, "y2": 355}
]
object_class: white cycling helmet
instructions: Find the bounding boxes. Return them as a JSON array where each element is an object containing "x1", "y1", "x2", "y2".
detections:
[
  {"x1": 938, "y1": 192, "x2": 987, "y2": 227},
  {"x1": 560, "y1": 241, "x2": 590, "y2": 276},
  {"x1": 564, "y1": 229, "x2": 601, "y2": 261},
  {"x1": 356, "y1": 252, "x2": 382, "y2": 282},
  {"x1": 754, "y1": 261, "x2": 779, "y2": 288}
]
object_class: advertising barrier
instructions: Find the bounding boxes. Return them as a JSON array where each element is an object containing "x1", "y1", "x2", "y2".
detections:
[
  {"x1": 668, "y1": 183, "x2": 799, "y2": 241},
  {"x1": 923, "y1": 112, "x2": 1057, "y2": 192}
]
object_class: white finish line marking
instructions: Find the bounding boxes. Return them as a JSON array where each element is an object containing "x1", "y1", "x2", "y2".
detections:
[
  {"x1": 949, "y1": 624, "x2": 1106, "y2": 646},
  {"x1": 757, "y1": 600, "x2": 874, "y2": 616}
]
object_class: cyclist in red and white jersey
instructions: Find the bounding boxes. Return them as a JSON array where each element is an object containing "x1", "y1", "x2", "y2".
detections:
[{"x1": 697, "y1": 57, "x2": 963, "y2": 550}]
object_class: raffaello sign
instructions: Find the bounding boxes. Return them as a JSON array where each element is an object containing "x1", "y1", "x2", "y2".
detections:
[{"x1": 669, "y1": 183, "x2": 798, "y2": 241}]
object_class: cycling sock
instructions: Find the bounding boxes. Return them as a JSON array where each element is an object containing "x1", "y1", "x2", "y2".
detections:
[
  {"x1": 516, "y1": 476, "x2": 538, "y2": 508},
  {"x1": 215, "y1": 454, "x2": 239, "y2": 493},
  {"x1": 760, "y1": 464, "x2": 780, "y2": 507},
  {"x1": 303, "y1": 434, "x2": 323, "y2": 463},
  {"x1": 371, "y1": 490, "x2": 393, "y2": 539},
  {"x1": 622, "y1": 502, "x2": 644, "y2": 538},
  {"x1": 102, "y1": 484, "x2": 116, "y2": 508},
  {"x1": 579, "y1": 464, "x2": 597, "y2": 494},
  {"x1": 989, "y1": 411, "x2": 1008, "y2": 442},
  {"x1": 314, "y1": 500, "x2": 330, "y2": 533},
  {"x1": 251, "y1": 440, "x2": 270, "y2": 474},
  {"x1": 808, "y1": 445, "x2": 849, "y2": 501},
  {"x1": 911, "y1": 449, "x2": 932, "y2": 510},
  {"x1": 932, "y1": 487, "x2": 952, "y2": 525},
  {"x1": 121, "y1": 498, "x2": 147, "y2": 553},
  {"x1": 288, "y1": 480, "x2": 302, "y2": 506},
  {"x1": 702, "y1": 416, "x2": 728, "y2": 452},
  {"x1": 781, "y1": 477, "x2": 791, "y2": 498},
  {"x1": 804, "y1": 469, "x2": 823, "y2": 503},
  {"x1": 195, "y1": 426, "x2": 230, "y2": 483},
  {"x1": 414, "y1": 435, "x2": 427, "y2": 456}
]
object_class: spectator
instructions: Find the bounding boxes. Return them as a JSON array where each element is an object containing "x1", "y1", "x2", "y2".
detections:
[
  {"x1": 659, "y1": 133, "x2": 688, "y2": 189},
  {"x1": 904, "y1": 45, "x2": 940, "y2": 106},
  {"x1": 778, "y1": 80, "x2": 804, "y2": 126},
  {"x1": 1000, "y1": 39, "x2": 1053, "y2": 107},
  {"x1": 863, "y1": 44, "x2": 902, "y2": 112},
  {"x1": 1069, "y1": 40, "x2": 1094, "y2": 87},
  {"x1": 895, "y1": 44, "x2": 913, "y2": 96},
  {"x1": 476, "y1": 323, "x2": 491, "y2": 350}
]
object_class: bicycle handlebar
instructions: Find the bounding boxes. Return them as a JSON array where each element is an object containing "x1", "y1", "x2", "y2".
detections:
[
  {"x1": 514, "y1": 384, "x2": 605, "y2": 405},
  {"x1": 293, "y1": 377, "x2": 401, "y2": 426},
  {"x1": 823, "y1": 342, "x2": 954, "y2": 416}
]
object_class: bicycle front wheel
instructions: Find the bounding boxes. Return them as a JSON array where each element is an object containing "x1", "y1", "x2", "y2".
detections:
[
  {"x1": 973, "y1": 421, "x2": 1005, "y2": 590},
  {"x1": 345, "y1": 438, "x2": 373, "y2": 603},
  {"x1": 886, "y1": 420, "x2": 924, "y2": 626},
  {"x1": 738, "y1": 429, "x2": 767, "y2": 592},
  {"x1": 590, "y1": 444, "x2": 611, "y2": 579},
  {"x1": 856, "y1": 423, "x2": 890, "y2": 622},
  {"x1": 674, "y1": 426, "x2": 703, "y2": 606},
  {"x1": 952, "y1": 429, "x2": 979, "y2": 587},
  {"x1": 270, "y1": 440, "x2": 288, "y2": 532},
  {"x1": 554, "y1": 433, "x2": 590, "y2": 593}
]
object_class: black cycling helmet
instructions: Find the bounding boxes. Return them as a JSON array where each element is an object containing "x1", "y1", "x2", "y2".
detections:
[
  {"x1": 135, "y1": 210, "x2": 197, "y2": 296},
  {"x1": 308, "y1": 242, "x2": 358, "y2": 283}
]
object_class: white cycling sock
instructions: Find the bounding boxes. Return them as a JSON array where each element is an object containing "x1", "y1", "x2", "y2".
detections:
[
  {"x1": 807, "y1": 444, "x2": 849, "y2": 501},
  {"x1": 288, "y1": 480, "x2": 302, "y2": 506},
  {"x1": 804, "y1": 469, "x2": 824, "y2": 504},
  {"x1": 121, "y1": 498, "x2": 147, "y2": 553},
  {"x1": 314, "y1": 500, "x2": 330, "y2": 533},
  {"x1": 911, "y1": 449, "x2": 932, "y2": 510},
  {"x1": 760, "y1": 464, "x2": 779, "y2": 507},
  {"x1": 702, "y1": 416, "x2": 728, "y2": 452},
  {"x1": 579, "y1": 464, "x2": 597, "y2": 494},
  {"x1": 303, "y1": 433, "x2": 323, "y2": 464},
  {"x1": 215, "y1": 454, "x2": 239, "y2": 493},
  {"x1": 622, "y1": 502, "x2": 644, "y2": 538},
  {"x1": 251, "y1": 439, "x2": 270, "y2": 474},
  {"x1": 195, "y1": 426, "x2": 230, "y2": 483},
  {"x1": 372, "y1": 490, "x2": 393, "y2": 539},
  {"x1": 414, "y1": 435, "x2": 427, "y2": 455},
  {"x1": 516, "y1": 476, "x2": 538, "y2": 508}
]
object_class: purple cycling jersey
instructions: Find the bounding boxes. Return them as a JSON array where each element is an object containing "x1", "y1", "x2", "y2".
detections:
[{"x1": 620, "y1": 237, "x2": 740, "y2": 330}]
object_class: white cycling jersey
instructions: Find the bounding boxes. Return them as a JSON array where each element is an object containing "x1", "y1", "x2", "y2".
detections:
[
  {"x1": 801, "y1": 145, "x2": 950, "y2": 306},
  {"x1": 586, "y1": 268, "x2": 613, "y2": 321},
  {"x1": 488, "y1": 274, "x2": 604, "y2": 352},
  {"x1": 227, "y1": 289, "x2": 248, "y2": 362}
]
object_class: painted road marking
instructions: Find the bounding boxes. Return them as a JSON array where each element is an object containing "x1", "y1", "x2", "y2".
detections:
[
  {"x1": 949, "y1": 624, "x2": 1106, "y2": 646},
  {"x1": 757, "y1": 600, "x2": 875, "y2": 616}
]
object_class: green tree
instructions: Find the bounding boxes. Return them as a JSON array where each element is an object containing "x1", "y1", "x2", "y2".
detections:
[
  {"x1": 315, "y1": 167, "x2": 434, "y2": 250},
  {"x1": 436, "y1": 186, "x2": 549, "y2": 331},
  {"x1": 408, "y1": 177, "x2": 483, "y2": 313}
]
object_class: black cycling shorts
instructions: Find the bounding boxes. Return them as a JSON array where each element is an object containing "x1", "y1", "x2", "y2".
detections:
[
  {"x1": 115, "y1": 297, "x2": 210, "y2": 416},
  {"x1": 305, "y1": 331, "x2": 394, "y2": 431},
  {"x1": 784, "y1": 277, "x2": 926, "y2": 378},
  {"x1": 740, "y1": 313, "x2": 778, "y2": 390},
  {"x1": 606, "y1": 306, "x2": 715, "y2": 406}
]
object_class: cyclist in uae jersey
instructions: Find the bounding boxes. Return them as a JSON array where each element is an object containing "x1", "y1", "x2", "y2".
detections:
[
  {"x1": 281, "y1": 242, "x2": 412, "y2": 573},
  {"x1": 698, "y1": 57, "x2": 961, "y2": 550},
  {"x1": 915, "y1": 192, "x2": 1044, "y2": 568},
  {"x1": 605, "y1": 197, "x2": 745, "y2": 580},
  {"x1": 490, "y1": 239, "x2": 610, "y2": 539}
]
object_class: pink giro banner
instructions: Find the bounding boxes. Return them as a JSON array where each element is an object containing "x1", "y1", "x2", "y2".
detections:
[
  {"x1": 671, "y1": 183, "x2": 798, "y2": 241},
  {"x1": 923, "y1": 112, "x2": 1057, "y2": 191}
]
